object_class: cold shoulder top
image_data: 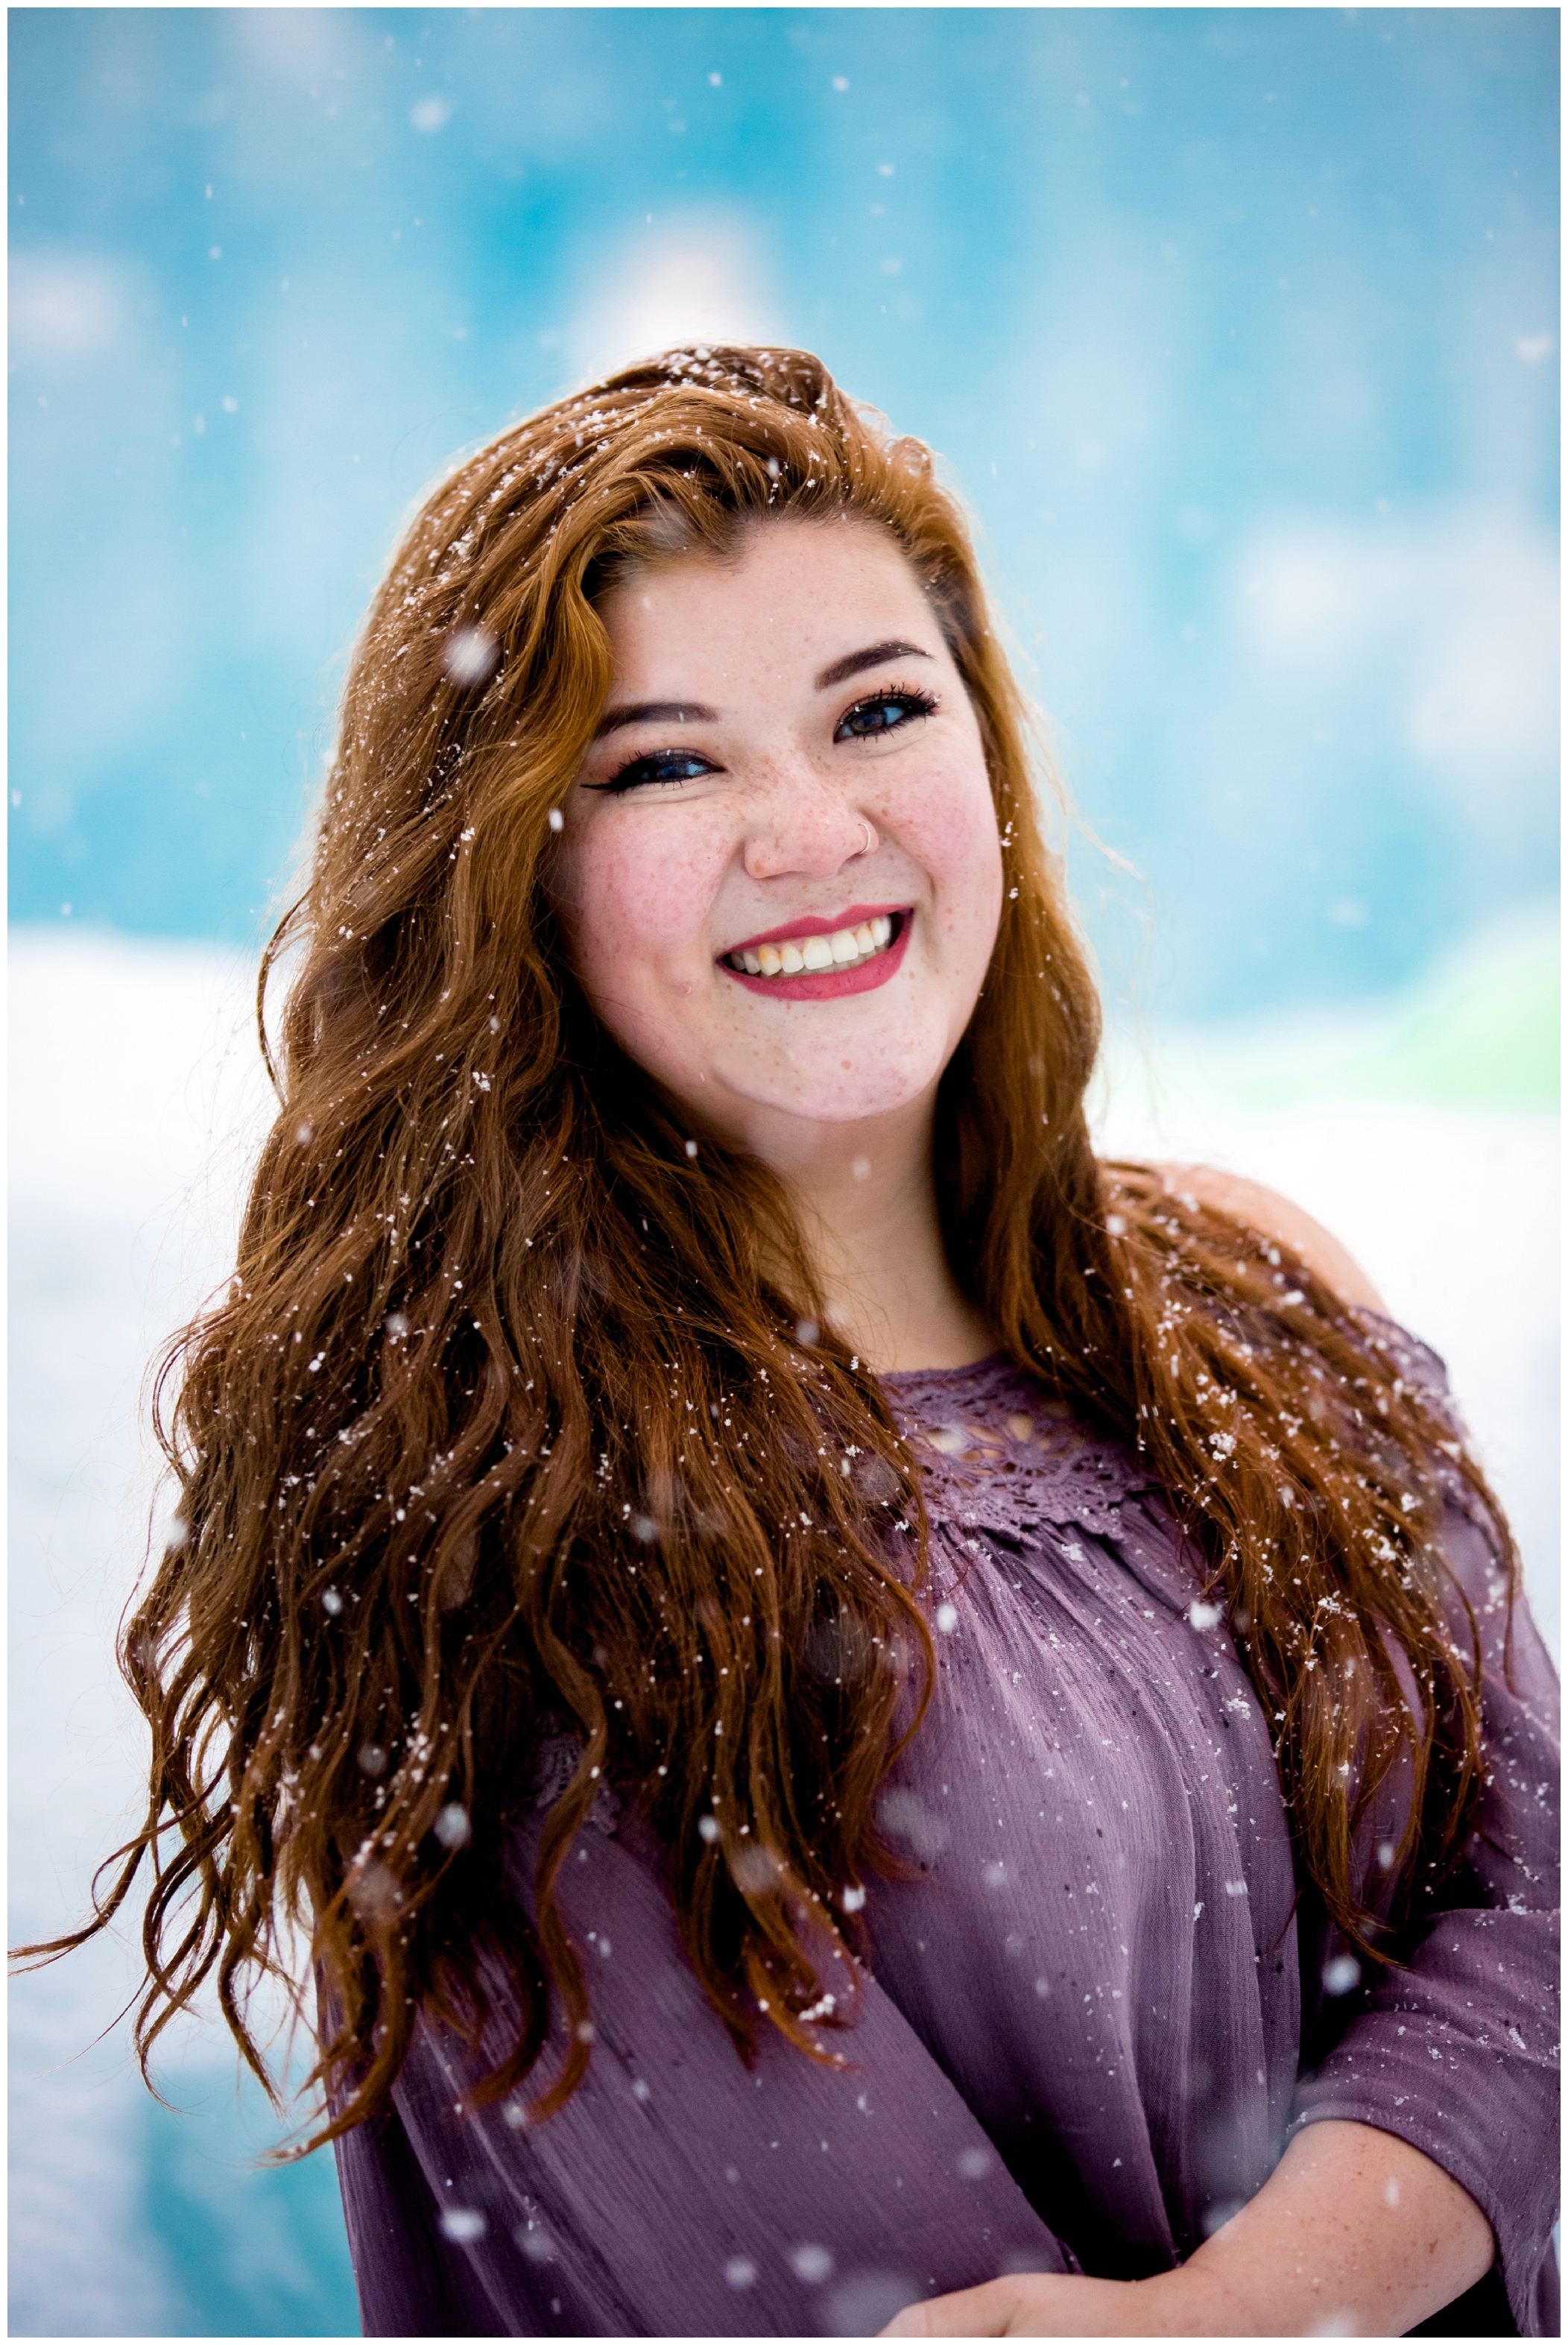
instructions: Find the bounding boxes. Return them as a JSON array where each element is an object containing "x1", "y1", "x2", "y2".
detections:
[{"x1": 332, "y1": 1325, "x2": 1559, "y2": 2337}]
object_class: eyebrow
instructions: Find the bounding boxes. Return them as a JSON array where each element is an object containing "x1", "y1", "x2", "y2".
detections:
[
  {"x1": 592, "y1": 698, "x2": 718, "y2": 739},
  {"x1": 591, "y1": 640, "x2": 933, "y2": 739},
  {"x1": 814, "y1": 639, "x2": 932, "y2": 690}
]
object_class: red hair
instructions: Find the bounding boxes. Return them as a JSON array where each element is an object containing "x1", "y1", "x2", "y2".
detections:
[{"x1": 17, "y1": 347, "x2": 1511, "y2": 2150}]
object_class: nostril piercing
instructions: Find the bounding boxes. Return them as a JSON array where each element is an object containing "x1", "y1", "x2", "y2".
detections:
[{"x1": 858, "y1": 819, "x2": 873, "y2": 857}]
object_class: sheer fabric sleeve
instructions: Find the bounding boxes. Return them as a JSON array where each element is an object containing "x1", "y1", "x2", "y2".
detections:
[
  {"x1": 1289, "y1": 1322, "x2": 1560, "y2": 2336},
  {"x1": 332, "y1": 1805, "x2": 1075, "y2": 2338}
]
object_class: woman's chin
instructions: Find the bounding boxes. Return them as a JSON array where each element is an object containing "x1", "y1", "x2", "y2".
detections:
[{"x1": 711, "y1": 1052, "x2": 947, "y2": 1134}]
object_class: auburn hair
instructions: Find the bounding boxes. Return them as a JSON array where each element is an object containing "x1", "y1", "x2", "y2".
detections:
[{"x1": 18, "y1": 346, "x2": 1512, "y2": 2149}]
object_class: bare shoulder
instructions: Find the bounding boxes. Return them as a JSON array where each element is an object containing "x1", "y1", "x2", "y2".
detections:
[{"x1": 1150, "y1": 1163, "x2": 1388, "y2": 1315}]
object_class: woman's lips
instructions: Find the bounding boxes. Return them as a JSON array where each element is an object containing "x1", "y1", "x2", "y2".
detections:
[
  {"x1": 723, "y1": 903, "x2": 908, "y2": 953},
  {"x1": 719, "y1": 911, "x2": 913, "y2": 1002}
]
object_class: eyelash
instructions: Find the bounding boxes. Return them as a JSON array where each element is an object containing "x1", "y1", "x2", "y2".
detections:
[
  {"x1": 834, "y1": 683, "x2": 938, "y2": 742},
  {"x1": 588, "y1": 748, "x2": 714, "y2": 795},
  {"x1": 588, "y1": 682, "x2": 940, "y2": 795}
]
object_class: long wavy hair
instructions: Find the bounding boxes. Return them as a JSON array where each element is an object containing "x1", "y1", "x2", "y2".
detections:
[{"x1": 19, "y1": 345, "x2": 1513, "y2": 2150}]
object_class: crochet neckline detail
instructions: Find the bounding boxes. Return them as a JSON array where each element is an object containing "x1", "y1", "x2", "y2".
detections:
[
  {"x1": 877, "y1": 1351, "x2": 1164, "y2": 1552},
  {"x1": 878, "y1": 1349, "x2": 1009, "y2": 1391}
]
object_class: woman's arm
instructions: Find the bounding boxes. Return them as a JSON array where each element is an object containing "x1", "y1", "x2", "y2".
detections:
[
  {"x1": 887, "y1": 1263, "x2": 1559, "y2": 2341},
  {"x1": 882, "y1": 2118, "x2": 1493, "y2": 2335},
  {"x1": 335, "y1": 1803, "x2": 1080, "y2": 2338}
]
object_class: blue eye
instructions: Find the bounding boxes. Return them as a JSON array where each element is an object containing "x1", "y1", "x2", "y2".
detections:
[
  {"x1": 835, "y1": 688, "x2": 938, "y2": 742},
  {"x1": 592, "y1": 750, "x2": 715, "y2": 795}
]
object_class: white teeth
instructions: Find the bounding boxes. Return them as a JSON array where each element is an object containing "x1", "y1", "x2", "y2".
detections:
[{"x1": 727, "y1": 914, "x2": 903, "y2": 980}]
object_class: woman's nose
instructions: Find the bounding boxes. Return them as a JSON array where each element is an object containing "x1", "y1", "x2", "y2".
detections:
[{"x1": 741, "y1": 780, "x2": 873, "y2": 884}]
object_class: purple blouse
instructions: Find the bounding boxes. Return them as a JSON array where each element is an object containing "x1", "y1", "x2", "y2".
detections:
[{"x1": 332, "y1": 1326, "x2": 1559, "y2": 2336}]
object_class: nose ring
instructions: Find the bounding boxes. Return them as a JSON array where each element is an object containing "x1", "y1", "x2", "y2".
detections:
[{"x1": 857, "y1": 818, "x2": 874, "y2": 857}]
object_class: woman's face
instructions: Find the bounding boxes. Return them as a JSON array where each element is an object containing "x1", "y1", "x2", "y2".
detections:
[{"x1": 551, "y1": 515, "x2": 1004, "y2": 1152}]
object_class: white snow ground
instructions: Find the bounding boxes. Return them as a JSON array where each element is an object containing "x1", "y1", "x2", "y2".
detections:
[
  {"x1": 10, "y1": 930, "x2": 359, "y2": 2336},
  {"x1": 9, "y1": 924, "x2": 1558, "y2": 2336}
]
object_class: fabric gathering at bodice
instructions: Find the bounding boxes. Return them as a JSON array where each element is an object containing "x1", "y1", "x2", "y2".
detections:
[{"x1": 332, "y1": 1331, "x2": 1559, "y2": 2339}]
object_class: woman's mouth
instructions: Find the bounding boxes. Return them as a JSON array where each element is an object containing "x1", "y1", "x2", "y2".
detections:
[
  {"x1": 726, "y1": 912, "x2": 897, "y2": 978},
  {"x1": 717, "y1": 908, "x2": 913, "y2": 1001}
]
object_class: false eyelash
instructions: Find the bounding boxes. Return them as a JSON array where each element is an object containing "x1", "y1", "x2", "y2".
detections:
[
  {"x1": 586, "y1": 682, "x2": 940, "y2": 794},
  {"x1": 837, "y1": 683, "x2": 940, "y2": 737},
  {"x1": 584, "y1": 748, "x2": 718, "y2": 795}
]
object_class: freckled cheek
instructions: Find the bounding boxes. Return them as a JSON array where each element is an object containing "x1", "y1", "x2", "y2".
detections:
[
  {"x1": 888, "y1": 765, "x2": 1003, "y2": 944},
  {"x1": 561, "y1": 827, "x2": 727, "y2": 989}
]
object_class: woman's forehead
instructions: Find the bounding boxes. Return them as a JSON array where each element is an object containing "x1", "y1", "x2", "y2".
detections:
[{"x1": 598, "y1": 517, "x2": 938, "y2": 687}]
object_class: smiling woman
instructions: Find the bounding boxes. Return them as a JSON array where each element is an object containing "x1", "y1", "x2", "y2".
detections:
[
  {"x1": 16, "y1": 349, "x2": 1556, "y2": 2338},
  {"x1": 552, "y1": 519, "x2": 1002, "y2": 1269}
]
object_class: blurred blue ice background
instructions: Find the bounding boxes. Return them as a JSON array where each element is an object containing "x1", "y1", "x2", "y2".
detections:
[
  {"x1": 10, "y1": 5, "x2": 1561, "y2": 1005},
  {"x1": 10, "y1": 10, "x2": 1558, "y2": 2336}
]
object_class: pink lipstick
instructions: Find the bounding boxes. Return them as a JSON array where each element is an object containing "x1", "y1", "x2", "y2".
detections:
[{"x1": 718, "y1": 908, "x2": 913, "y2": 1003}]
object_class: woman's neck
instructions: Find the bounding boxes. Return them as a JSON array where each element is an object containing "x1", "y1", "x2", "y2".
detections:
[{"x1": 738, "y1": 1093, "x2": 996, "y2": 1375}]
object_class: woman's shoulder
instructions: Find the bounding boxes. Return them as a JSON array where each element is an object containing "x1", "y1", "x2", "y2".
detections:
[{"x1": 1139, "y1": 1161, "x2": 1387, "y2": 1316}]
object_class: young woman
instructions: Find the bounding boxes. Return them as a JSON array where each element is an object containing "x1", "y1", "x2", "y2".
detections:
[{"x1": 30, "y1": 347, "x2": 1556, "y2": 2335}]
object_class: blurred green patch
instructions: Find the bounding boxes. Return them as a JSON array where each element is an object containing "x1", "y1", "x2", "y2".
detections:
[
  {"x1": 1128, "y1": 911, "x2": 1560, "y2": 1116},
  {"x1": 1337, "y1": 929, "x2": 1559, "y2": 1111}
]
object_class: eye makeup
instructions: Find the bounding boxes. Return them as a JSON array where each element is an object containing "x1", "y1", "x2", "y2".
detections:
[
  {"x1": 584, "y1": 748, "x2": 719, "y2": 795},
  {"x1": 583, "y1": 680, "x2": 941, "y2": 795},
  {"x1": 832, "y1": 684, "x2": 938, "y2": 742}
]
